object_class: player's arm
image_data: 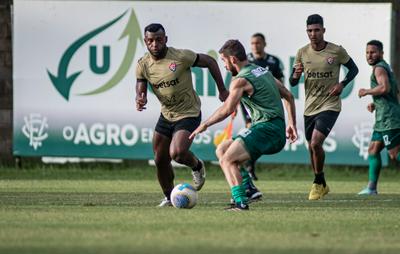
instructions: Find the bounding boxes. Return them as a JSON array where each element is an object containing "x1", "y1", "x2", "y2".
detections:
[
  {"x1": 289, "y1": 63, "x2": 303, "y2": 87},
  {"x1": 189, "y1": 78, "x2": 246, "y2": 139},
  {"x1": 329, "y1": 58, "x2": 359, "y2": 96},
  {"x1": 274, "y1": 78, "x2": 298, "y2": 143},
  {"x1": 359, "y1": 66, "x2": 390, "y2": 97},
  {"x1": 135, "y1": 79, "x2": 148, "y2": 111},
  {"x1": 193, "y1": 54, "x2": 229, "y2": 101}
]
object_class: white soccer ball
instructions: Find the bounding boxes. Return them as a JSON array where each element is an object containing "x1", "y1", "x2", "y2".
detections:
[{"x1": 171, "y1": 183, "x2": 198, "y2": 209}]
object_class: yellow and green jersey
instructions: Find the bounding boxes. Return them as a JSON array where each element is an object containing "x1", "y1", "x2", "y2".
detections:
[
  {"x1": 136, "y1": 47, "x2": 200, "y2": 121},
  {"x1": 235, "y1": 64, "x2": 284, "y2": 125},
  {"x1": 371, "y1": 60, "x2": 400, "y2": 131},
  {"x1": 295, "y1": 42, "x2": 350, "y2": 116}
]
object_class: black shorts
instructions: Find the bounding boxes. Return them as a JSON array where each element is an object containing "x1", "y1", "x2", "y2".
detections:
[
  {"x1": 155, "y1": 113, "x2": 201, "y2": 139},
  {"x1": 304, "y1": 110, "x2": 339, "y2": 141}
]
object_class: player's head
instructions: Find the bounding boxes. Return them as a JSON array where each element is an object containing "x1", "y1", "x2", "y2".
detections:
[
  {"x1": 366, "y1": 40, "x2": 384, "y2": 66},
  {"x1": 219, "y1": 39, "x2": 247, "y2": 76},
  {"x1": 306, "y1": 14, "x2": 325, "y2": 44},
  {"x1": 144, "y1": 23, "x2": 168, "y2": 58},
  {"x1": 251, "y1": 33, "x2": 266, "y2": 55}
]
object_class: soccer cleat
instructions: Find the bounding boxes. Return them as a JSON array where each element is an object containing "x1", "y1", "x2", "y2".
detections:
[
  {"x1": 358, "y1": 187, "x2": 378, "y2": 195},
  {"x1": 308, "y1": 183, "x2": 330, "y2": 200},
  {"x1": 225, "y1": 202, "x2": 249, "y2": 211},
  {"x1": 192, "y1": 160, "x2": 206, "y2": 191},
  {"x1": 158, "y1": 197, "x2": 172, "y2": 207}
]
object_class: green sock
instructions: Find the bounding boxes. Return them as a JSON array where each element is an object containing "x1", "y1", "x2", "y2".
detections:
[
  {"x1": 367, "y1": 154, "x2": 382, "y2": 189},
  {"x1": 240, "y1": 167, "x2": 251, "y2": 187},
  {"x1": 231, "y1": 185, "x2": 247, "y2": 204}
]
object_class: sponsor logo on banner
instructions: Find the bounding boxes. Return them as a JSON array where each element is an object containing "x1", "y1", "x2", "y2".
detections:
[
  {"x1": 22, "y1": 114, "x2": 49, "y2": 150},
  {"x1": 352, "y1": 122, "x2": 373, "y2": 160},
  {"x1": 47, "y1": 9, "x2": 143, "y2": 101}
]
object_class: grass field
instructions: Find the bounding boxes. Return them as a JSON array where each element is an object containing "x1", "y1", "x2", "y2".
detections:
[{"x1": 0, "y1": 162, "x2": 399, "y2": 254}]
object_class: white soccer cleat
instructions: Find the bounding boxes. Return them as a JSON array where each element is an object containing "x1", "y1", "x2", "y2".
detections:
[
  {"x1": 158, "y1": 197, "x2": 172, "y2": 207},
  {"x1": 192, "y1": 160, "x2": 206, "y2": 191}
]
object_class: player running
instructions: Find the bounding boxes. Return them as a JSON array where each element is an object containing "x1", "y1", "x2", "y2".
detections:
[
  {"x1": 358, "y1": 40, "x2": 400, "y2": 195},
  {"x1": 135, "y1": 23, "x2": 229, "y2": 207},
  {"x1": 289, "y1": 14, "x2": 359, "y2": 200}
]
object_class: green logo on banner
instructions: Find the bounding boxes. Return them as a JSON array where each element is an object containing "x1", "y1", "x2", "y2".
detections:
[{"x1": 47, "y1": 9, "x2": 143, "y2": 101}]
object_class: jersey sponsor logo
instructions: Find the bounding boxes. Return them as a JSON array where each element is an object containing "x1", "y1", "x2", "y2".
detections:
[
  {"x1": 154, "y1": 78, "x2": 180, "y2": 89},
  {"x1": 251, "y1": 67, "x2": 269, "y2": 77},
  {"x1": 306, "y1": 71, "x2": 333, "y2": 79},
  {"x1": 169, "y1": 62, "x2": 177, "y2": 72},
  {"x1": 326, "y1": 57, "x2": 335, "y2": 65}
]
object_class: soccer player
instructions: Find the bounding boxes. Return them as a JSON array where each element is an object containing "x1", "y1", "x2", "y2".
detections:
[
  {"x1": 242, "y1": 33, "x2": 285, "y2": 180},
  {"x1": 135, "y1": 23, "x2": 229, "y2": 207},
  {"x1": 190, "y1": 40, "x2": 298, "y2": 211},
  {"x1": 289, "y1": 14, "x2": 359, "y2": 200},
  {"x1": 358, "y1": 40, "x2": 400, "y2": 195}
]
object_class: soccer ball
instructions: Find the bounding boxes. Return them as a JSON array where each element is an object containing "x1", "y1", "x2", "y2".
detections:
[{"x1": 171, "y1": 183, "x2": 198, "y2": 209}]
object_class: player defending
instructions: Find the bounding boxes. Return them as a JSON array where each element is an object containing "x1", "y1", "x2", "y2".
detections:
[
  {"x1": 289, "y1": 14, "x2": 359, "y2": 200},
  {"x1": 242, "y1": 33, "x2": 285, "y2": 180},
  {"x1": 136, "y1": 24, "x2": 229, "y2": 207},
  {"x1": 190, "y1": 40, "x2": 298, "y2": 211},
  {"x1": 358, "y1": 40, "x2": 400, "y2": 195}
]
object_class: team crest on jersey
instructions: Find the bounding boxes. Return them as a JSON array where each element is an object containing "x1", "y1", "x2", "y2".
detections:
[
  {"x1": 326, "y1": 57, "x2": 335, "y2": 65},
  {"x1": 169, "y1": 62, "x2": 177, "y2": 72}
]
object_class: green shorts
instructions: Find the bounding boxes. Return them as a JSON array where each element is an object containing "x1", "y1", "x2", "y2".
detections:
[
  {"x1": 234, "y1": 117, "x2": 286, "y2": 161},
  {"x1": 371, "y1": 128, "x2": 400, "y2": 150}
]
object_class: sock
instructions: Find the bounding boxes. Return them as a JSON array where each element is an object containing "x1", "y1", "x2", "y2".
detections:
[
  {"x1": 367, "y1": 154, "x2": 382, "y2": 190},
  {"x1": 397, "y1": 152, "x2": 400, "y2": 162},
  {"x1": 313, "y1": 172, "x2": 326, "y2": 187},
  {"x1": 192, "y1": 159, "x2": 202, "y2": 172},
  {"x1": 231, "y1": 185, "x2": 247, "y2": 204},
  {"x1": 240, "y1": 167, "x2": 251, "y2": 188}
]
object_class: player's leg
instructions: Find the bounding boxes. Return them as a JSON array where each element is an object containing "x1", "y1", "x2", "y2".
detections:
[
  {"x1": 386, "y1": 129, "x2": 400, "y2": 162},
  {"x1": 358, "y1": 140, "x2": 384, "y2": 195},
  {"x1": 153, "y1": 114, "x2": 175, "y2": 206},
  {"x1": 245, "y1": 160, "x2": 258, "y2": 180},
  {"x1": 219, "y1": 139, "x2": 251, "y2": 210},
  {"x1": 153, "y1": 131, "x2": 174, "y2": 206},
  {"x1": 217, "y1": 140, "x2": 261, "y2": 204},
  {"x1": 169, "y1": 129, "x2": 206, "y2": 191},
  {"x1": 307, "y1": 111, "x2": 339, "y2": 200},
  {"x1": 169, "y1": 114, "x2": 205, "y2": 190}
]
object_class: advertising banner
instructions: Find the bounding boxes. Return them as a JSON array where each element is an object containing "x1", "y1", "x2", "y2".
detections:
[{"x1": 13, "y1": 0, "x2": 392, "y2": 165}]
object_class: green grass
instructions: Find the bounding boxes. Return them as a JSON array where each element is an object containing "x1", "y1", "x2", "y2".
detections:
[{"x1": 0, "y1": 163, "x2": 400, "y2": 254}]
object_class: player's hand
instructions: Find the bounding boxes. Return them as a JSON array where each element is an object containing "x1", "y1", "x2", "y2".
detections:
[
  {"x1": 189, "y1": 123, "x2": 207, "y2": 139},
  {"x1": 136, "y1": 92, "x2": 147, "y2": 111},
  {"x1": 218, "y1": 89, "x2": 229, "y2": 102},
  {"x1": 329, "y1": 83, "x2": 344, "y2": 96},
  {"x1": 367, "y1": 102, "x2": 375, "y2": 113},
  {"x1": 358, "y1": 88, "x2": 368, "y2": 98},
  {"x1": 286, "y1": 124, "x2": 298, "y2": 143},
  {"x1": 292, "y1": 63, "x2": 303, "y2": 79}
]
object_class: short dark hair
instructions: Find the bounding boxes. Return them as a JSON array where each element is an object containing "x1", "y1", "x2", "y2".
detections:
[
  {"x1": 367, "y1": 40, "x2": 383, "y2": 51},
  {"x1": 307, "y1": 14, "x2": 324, "y2": 26},
  {"x1": 252, "y1": 33, "x2": 265, "y2": 42},
  {"x1": 144, "y1": 23, "x2": 165, "y2": 34},
  {"x1": 219, "y1": 40, "x2": 247, "y2": 61}
]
